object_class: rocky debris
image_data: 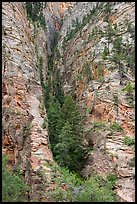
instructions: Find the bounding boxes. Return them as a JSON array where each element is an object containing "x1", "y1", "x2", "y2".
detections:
[{"x1": 116, "y1": 177, "x2": 135, "y2": 202}]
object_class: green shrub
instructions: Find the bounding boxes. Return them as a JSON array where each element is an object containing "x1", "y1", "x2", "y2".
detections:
[
  {"x1": 106, "y1": 173, "x2": 118, "y2": 188},
  {"x1": 127, "y1": 97, "x2": 134, "y2": 107},
  {"x1": 75, "y1": 176, "x2": 118, "y2": 202},
  {"x1": 47, "y1": 166, "x2": 119, "y2": 202},
  {"x1": 122, "y1": 82, "x2": 134, "y2": 95},
  {"x1": 2, "y1": 155, "x2": 29, "y2": 202},
  {"x1": 92, "y1": 120, "x2": 106, "y2": 129},
  {"x1": 83, "y1": 62, "x2": 92, "y2": 81},
  {"x1": 109, "y1": 122, "x2": 123, "y2": 132},
  {"x1": 124, "y1": 136, "x2": 135, "y2": 146},
  {"x1": 98, "y1": 76, "x2": 104, "y2": 82}
]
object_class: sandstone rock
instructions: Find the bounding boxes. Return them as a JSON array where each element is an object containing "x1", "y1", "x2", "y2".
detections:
[{"x1": 2, "y1": 1, "x2": 135, "y2": 202}]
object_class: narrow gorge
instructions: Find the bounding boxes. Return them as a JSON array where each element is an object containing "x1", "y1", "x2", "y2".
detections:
[{"x1": 2, "y1": 2, "x2": 135, "y2": 202}]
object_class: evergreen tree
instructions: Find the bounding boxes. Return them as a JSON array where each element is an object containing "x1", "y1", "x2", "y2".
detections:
[
  {"x1": 83, "y1": 62, "x2": 92, "y2": 82},
  {"x1": 103, "y1": 3, "x2": 112, "y2": 22},
  {"x1": 111, "y1": 36, "x2": 125, "y2": 84},
  {"x1": 61, "y1": 95, "x2": 82, "y2": 135},
  {"x1": 53, "y1": 70, "x2": 64, "y2": 106},
  {"x1": 25, "y1": 2, "x2": 33, "y2": 19},
  {"x1": 44, "y1": 76, "x2": 52, "y2": 109},
  {"x1": 54, "y1": 121, "x2": 84, "y2": 171},
  {"x1": 47, "y1": 95, "x2": 62, "y2": 149},
  {"x1": 39, "y1": 55, "x2": 44, "y2": 87},
  {"x1": 25, "y1": 2, "x2": 46, "y2": 30},
  {"x1": 105, "y1": 22, "x2": 115, "y2": 54},
  {"x1": 102, "y1": 45, "x2": 109, "y2": 60},
  {"x1": 47, "y1": 94, "x2": 84, "y2": 172},
  {"x1": 125, "y1": 41, "x2": 135, "y2": 76}
]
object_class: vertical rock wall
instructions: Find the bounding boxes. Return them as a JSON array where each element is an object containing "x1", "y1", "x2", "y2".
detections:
[
  {"x1": 2, "y1": 2, "x2": 76, "y2": 201},
  {"x1": 2, "y1": 2, "x2": 53, "y2": 200},
  {"x1": 55, "y1": 2, "x2": 135, "y2": 202}
]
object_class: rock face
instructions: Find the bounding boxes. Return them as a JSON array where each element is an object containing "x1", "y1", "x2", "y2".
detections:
[
  {"x1": 44, "y1": 2, "x2": 76, "y2": 52},
  {"x1": 2, "y1": 2, "x2": 53, "y2": 200},
  {"x1": 2, "y1": 2, "x2": 135, "y2": 202},
  {"x1": 55, "y1": 2, "x2": 135, "y2": 202},
  {"x1": 2, "y1": 2, "x2": 76, "y2": 201}
]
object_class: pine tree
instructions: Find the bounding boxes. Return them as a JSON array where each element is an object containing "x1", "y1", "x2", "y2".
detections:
[
  {"x1": 49, "y1": 95, "x2": 85, "y2": 171},
  {"x1": 103, "y1": 3, "x2": 112, "y2": 22},
  {"x1": 44, "y1": 76, "x2": 52, "y2": 109},
  {"x1": 54, "y1": 121, "x2": 84, "y2": 171},
  {"x1": 53, "y1": 70, "x2": 64, "y2": 106},
  {"x1": 105, "y1": 22, "x2": 115, "y2": 54},
  {"x1": 61, "y1": 95, "x2": 82, "y2": 135},
  {"x1": 47, "y1": 95, "x2": 62, "y2": 148},
  {"x1": 111, "y1": 36, "x2": 125, "y2": 84},
  {"x1": 39, "y1": 55, "x2": 44, "y2": 87}
]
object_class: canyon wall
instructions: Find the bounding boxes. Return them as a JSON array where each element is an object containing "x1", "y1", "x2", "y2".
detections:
[
  {"x1": 2, "y1": 2, "x2": 135, "y2": 202},
  {"x1": 2, "y1": 2, "x2": 72, "y2": 200},
  {"x1": 55, "y1": 2, "x2": 135, "y2": 202}
]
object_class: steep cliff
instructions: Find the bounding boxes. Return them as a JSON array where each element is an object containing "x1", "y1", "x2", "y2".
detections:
[
  {"x1": 54, "y1": 2, "x2": 135, "y2": 202},
  {"x1": 2, "y1": 2, "x2": 75, "y2": 201},
  {"x1": 2, "y1": 2, "x2": 135, "y2": 202}
]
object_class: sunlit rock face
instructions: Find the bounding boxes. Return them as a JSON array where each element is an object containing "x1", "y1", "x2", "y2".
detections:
[{"x1": 55, "y1": 2, "x2": 135, "y2": 202}]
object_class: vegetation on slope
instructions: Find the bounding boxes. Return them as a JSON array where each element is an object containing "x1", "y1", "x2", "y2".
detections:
[
  {"x1": 2, "y1": 155, "x2": 29, "y2": 202},
  {"x1": 25, "y1": 2, "x2": 46, "y2": 30},
  {"x1": 46, "y1": 164, "x2": 118, "y2": 202}
]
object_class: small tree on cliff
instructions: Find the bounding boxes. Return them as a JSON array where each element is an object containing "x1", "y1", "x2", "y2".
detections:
[
  {"x1": 105, "y1": 22, "x2": 115, "y2": 54},
  {"x1": 103, "y1": 3, "x2": 112, "y2": 22},
  {"x1": 111, "y1": 36, "x2": 125, "y2": 85}
]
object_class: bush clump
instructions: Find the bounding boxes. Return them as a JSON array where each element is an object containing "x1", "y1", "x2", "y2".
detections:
[
  {"x1": 47, "y1": 166, "x2": 119, "y2": 202},
  {"x1": 124, "y1": 136, "x2": 135, "y2": 146},
  {"x1": 109, "y1": 122, "x2": 123, "y2": 132}
]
